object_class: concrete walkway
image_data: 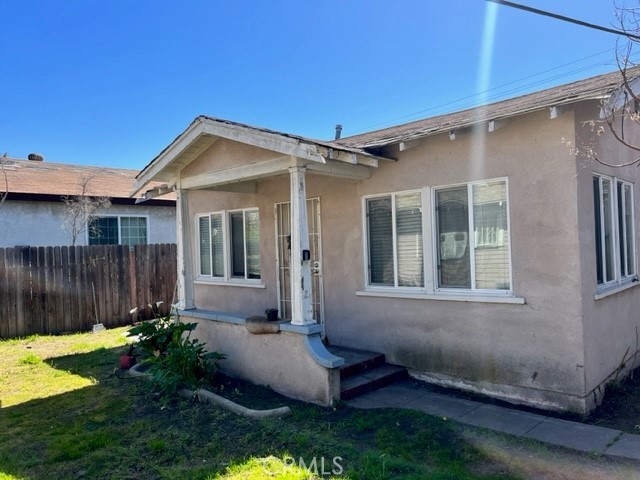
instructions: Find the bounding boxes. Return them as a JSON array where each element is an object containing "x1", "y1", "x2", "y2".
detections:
[{"x1": 347, "y1": 379, "x2": 640, "y2": 462}]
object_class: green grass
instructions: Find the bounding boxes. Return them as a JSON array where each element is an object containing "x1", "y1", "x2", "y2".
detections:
[{"x1": 3, "y1": 327, "x2": 628, "y2": 479}]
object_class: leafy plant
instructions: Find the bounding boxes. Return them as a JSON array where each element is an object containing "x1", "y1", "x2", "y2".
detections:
[
  {"x1": 127, "y1": 313, "x2": 182, "y2": 357},
  {"x1": 128, "y1": 314, "x2": 225, "y2": 394}
]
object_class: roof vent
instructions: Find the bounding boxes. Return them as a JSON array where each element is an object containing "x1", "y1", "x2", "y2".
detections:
[
  {"x1": 334, "y1": 124, "x2": 343, "y2": 140},
  {"x1": 27, "y1": 153, "x2": 44, "y2": 162}
]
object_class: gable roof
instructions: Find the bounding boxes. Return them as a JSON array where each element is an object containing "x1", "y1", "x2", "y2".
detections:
[
  {"x1": 334, "y1": 68, "x2": 633, "y2": 149},
  {"x1": 133, "y1": 115, "x2": 394, "y2": 196},
  {"x1": 1, "y1": 158, "x2": 175, "y2": 204}
]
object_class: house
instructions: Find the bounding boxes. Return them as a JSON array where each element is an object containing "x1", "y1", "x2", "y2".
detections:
[
  {"x1": 133, "y1": 69, "x2": 640, "y2": 413},
  {"x1": 0, "y1": 157, "x2": 176, "y2": 247}
]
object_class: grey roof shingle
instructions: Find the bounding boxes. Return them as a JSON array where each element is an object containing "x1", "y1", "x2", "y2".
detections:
[{"x1": 334, "y1": 69, "x2": 632, "y2": 149}]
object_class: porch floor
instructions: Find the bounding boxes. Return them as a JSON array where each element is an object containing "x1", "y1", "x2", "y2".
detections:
[{"x1": 326, "y1": 345, "x2": 407, "y2": 400}]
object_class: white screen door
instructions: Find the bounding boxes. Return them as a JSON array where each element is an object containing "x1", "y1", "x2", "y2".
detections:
[{"x1": 275, "y1": 198, "x2": 324, "y2": 325}]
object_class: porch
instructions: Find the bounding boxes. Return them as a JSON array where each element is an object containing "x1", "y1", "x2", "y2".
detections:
[
  {"x1": 129, "y1": 116, "x2": 400, "y2": 405},
  {"x1": 177, "y1": 308, "x2": 407, "y2": 405}
]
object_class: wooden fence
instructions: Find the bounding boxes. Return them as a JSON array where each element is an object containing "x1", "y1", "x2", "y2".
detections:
[{"x1": 0, "y1": 243, "x2": 177, "y2": 339}]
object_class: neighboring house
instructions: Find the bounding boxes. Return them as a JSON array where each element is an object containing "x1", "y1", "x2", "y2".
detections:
[
  {"x1": 133, "y1": 69, "x2": 640, "y2": 413},
  {"x1": 0, "y1": 158, "x2": 176, "y2": 247}
]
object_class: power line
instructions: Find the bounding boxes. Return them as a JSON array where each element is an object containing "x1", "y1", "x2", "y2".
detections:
[
  {"x1": 349, "y1": 49, "x2": 617, "y2": 134},
  {"x1": 485, "y1": 0, "x2": 640, "y2": 41}
]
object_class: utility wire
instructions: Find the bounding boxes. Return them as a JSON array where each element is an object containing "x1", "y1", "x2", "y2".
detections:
[
  {"x1": 485, "y1": 0, "x2": 640, "y2": 41},
  {"x1": 349, "y1": 49, "x2": 618, "y2": 134}
]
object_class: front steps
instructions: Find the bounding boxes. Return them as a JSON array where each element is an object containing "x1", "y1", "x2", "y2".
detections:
[{"x1": 327, "y1": 345, "x2": 408, "y2": 400}]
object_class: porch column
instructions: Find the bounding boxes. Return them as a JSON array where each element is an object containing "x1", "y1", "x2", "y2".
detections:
[
  {"x1": 289, "y1": 166, "x2": 314, "y2": 325},
  {"x1": 176, "y1": 186, "x2": 195, "y2": 310}
]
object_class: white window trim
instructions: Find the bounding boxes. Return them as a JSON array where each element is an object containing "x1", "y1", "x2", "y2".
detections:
[
  {"x1": 362, "y1": 188, "x2": 426, "y2": 291},
  {"x1": 594, "y1": 174, "x2": 638, "y2": 298},
  {"x1": 195, "y1": 208, "x2": 262, "y2": 286},
  {"x1": 361, "y1": 179, "x2": 517, "y2": 303},
  {"x1": 86, "y1": 214, "x2": 150, "y2": 246},
  {"x1": 431, "y1": 177, "x2": 513, "y2": 295}
]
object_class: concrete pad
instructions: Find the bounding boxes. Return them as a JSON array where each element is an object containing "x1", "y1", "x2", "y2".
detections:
[
  {"x1": 349, "y1": 383, "x2": 428, "y2": 407},
  {"x1": 458, "y1": 404, "x2": 546, "y2": 436},
  {"x1": 366, "y1": 383, "x2": 431, "y2": 406},
  {"x1": 604, "y1": 433, "x2": 640, "y2": 461},
  {"x1": 524, "y1": 417, "x2": 621, "y2": 453},
  {"x1": 346, "y1": 396, "x2": 390, "y2": 409},
  {"x1": 406, "y1": 392, "x2": 481, "y2": 419}
]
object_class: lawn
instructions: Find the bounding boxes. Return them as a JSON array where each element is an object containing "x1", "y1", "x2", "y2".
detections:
[
  {"x1": 0, "y1": 327, "x2": 511, "y2": 479},
  {"x1": 0, "y1": 328, "x2": 637, "y2": 480}
]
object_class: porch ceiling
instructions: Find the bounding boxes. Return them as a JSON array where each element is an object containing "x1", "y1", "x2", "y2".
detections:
[{"x1": 132, "y1": 116, "x2": 394, "y2": 197}]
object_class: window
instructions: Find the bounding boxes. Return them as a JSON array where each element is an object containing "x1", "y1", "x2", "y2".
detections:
[
  {"x1": 593, "y1": 175, "x2": 635, "y2": 287},
  {"x1": 366, "y1": 191, "x2": 424, "y2": 288},
  {"x1": 435, "y1": 180, "x2": 510, "y2": 291},
  {"x1": 197, "y1": 208, "x2": 261, "y2": 281},
  {"x1": 88, "y1": 216, "x2": 147, "y2": 246}
]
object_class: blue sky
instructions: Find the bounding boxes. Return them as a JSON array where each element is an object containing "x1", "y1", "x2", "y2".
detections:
[{"x1": 0, "y1": 1, "x2": 629, "y2": 169}]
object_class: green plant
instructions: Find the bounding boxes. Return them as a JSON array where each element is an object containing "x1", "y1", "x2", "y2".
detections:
[
  {"x1": 127, "y1": 314, "x2": 181, "y2": 357},
  {"x1": 128, "y1": 315, "x2": 226, "y2": 394}
]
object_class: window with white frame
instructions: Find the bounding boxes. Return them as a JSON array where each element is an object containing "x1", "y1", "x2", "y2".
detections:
[
  {"x1": 197, "y1": 208, "x2": 261, "y2": 281},
  {"x1": 366, "y1": 191, "x2": 424, "y2": 288},
  {"x1": 434, "y1": 180, "x2": 511, "y2": 291},
  {"x1": 593, "y1": 174, "x2": 635, "y2": 287},
  {"x1": 88, "y1": 216, "x2": 148, "y2": 246}
]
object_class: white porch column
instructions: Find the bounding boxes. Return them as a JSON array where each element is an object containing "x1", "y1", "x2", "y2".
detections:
[
  {"x1": 176, "y1": 186, "x2": 195, "y2": 310},
  {"x1": 289, "y1": 166, "x2": 314, "y2": 325}
]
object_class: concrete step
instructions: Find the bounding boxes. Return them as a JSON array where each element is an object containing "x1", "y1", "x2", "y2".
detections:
[
  {"x1": 325, "y1": 345, "x2": 386, "y2": 379},
  {"x1": 340, "y1": 363, "x2": 408, "y2": 400}
]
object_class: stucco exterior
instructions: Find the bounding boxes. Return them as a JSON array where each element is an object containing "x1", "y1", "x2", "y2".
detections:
[
  {"x1": 574, "y1": 100, "x2": 640, "y2": 408},
  {"x1": 181, "y1": 108, "x2": 599, "y2": 411},
  {"x1": 136, "y1": 71, "x2": 640, "y2": 412},
  {"x1": 180, "y1": 310, "x2": 341, "y2": 405},
  {"x1": 0, "y1": 200, "x2": 176, "y2": 247}
]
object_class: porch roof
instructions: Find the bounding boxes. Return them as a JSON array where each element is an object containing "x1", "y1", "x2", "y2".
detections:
[{"x1": 132, "y1": 116, "x2": 395, "y2": 197}]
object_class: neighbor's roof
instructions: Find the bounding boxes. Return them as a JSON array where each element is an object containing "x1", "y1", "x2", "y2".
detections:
[
  {"x1": 1, "y1": 158, "x2": 175, "y2": 202},
  {"x1": 334, "y1": 68, "x2": 634, "y2": 149}
]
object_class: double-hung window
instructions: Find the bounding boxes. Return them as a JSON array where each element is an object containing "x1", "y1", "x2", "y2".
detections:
[
  {"x1": 197, "y1": 208, "x2": 261, "y2": 281},
  {"x1": 593, "y1": 175, "x2": 635, "y2": 288},
  {"x1": 366, "y1": 191, "x2": 424, "y2": 288},
  {"x1": 434, "y1": 180, "x2": 511, "y2": 291}
]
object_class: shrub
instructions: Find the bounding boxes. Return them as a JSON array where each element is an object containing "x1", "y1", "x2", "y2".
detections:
[{"x1": 128, "y1": 314, "x2": 225, "y2": 395}]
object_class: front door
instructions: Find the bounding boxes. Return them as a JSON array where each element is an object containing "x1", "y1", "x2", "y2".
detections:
[{"x1": 275, "y1": 198, "x2": 324, "y2": 326}]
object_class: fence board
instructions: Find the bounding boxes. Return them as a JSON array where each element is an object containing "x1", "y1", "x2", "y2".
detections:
[
  {"x1": 17, "y1": 248, "x2": 30, "y2": 337},
  {"x1": 0, "y1": 243, "x2": 176, "y2": 338},
  {"x1": 0, "y1": 250, "x2": 7, "y2": 339},
  {"x1": 52, "y1": 246, "x2": 62, "y2": 334},
  {"x1": 37, "y1": 247, "x2": 47, "y2": 334},
  {"x1": 68, "y1": 247, "x2": 79, "y2": 333},
  {"x1": 6, "y1": 249, "x2": 17, "y2": 338}
]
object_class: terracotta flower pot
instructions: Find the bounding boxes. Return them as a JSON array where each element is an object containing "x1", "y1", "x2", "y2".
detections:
[{"x1": 119, "y1": 354, "x2": 137, "y2": 369}]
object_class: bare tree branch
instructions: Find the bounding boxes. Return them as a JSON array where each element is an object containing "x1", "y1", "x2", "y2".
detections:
[
  {"x1": 582, "y1": 4, "x2": 640, "y2": 169},
  {"x1": 61, "y1": 176, "x2": 111, "y2": 245}
]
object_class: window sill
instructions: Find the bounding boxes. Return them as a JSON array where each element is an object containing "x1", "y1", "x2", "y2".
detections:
[
  {"x1": 193, "y1": 279, "x2": 266, "y2": 289},
  {"x1": 594, "y1": 279, "x2": 640, "y2": 300},
  {"x1": 356, "y1": 289, "x2": 526, "y2": 304}
]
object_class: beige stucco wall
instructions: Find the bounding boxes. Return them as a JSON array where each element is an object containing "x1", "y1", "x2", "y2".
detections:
[
  {"x1": 575, "y1": 100, "x2": 640, "y2": 407},
  {"x1": 323, "y1": 109, "x2": 588, "y2": 411},
  {"x1": 182, "y1": 314, "x2": 340, "y2": 405},
  {"x1": 181, "y1": 107, "x2": 598, "y2": 412}
]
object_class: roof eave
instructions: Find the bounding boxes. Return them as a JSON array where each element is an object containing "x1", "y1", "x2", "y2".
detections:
[{"x1": 132, "y1": 117, "x2": 395, "y2": 196}]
